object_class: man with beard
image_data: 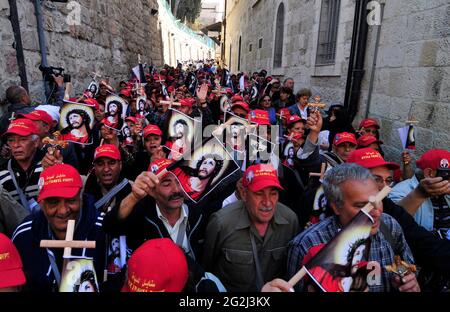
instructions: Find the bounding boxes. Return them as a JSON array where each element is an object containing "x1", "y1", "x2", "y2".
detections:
[
  {"x1": 172, "y1": 154, "x2": 224, "y2": 201},
  {"x1": 103, "y1": 158, "x2": 206, "y2": 260},
  {"x1": 60, "y1": 109, "x2": 91, "y2": 144}
]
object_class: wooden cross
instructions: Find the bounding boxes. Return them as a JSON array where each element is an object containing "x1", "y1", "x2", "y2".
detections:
[
  {"x1": 307, "y1": 95, "x2": 327, "y2": 110},
  {"x1": 91, "y1": 71, "x2": 101, "y2": 81},
  {"x1": 42, "y1": 131, "x2": 69, "y2": 149},
  {"x1": 159, "y1": 92, "x2": 181, "y2": 107},
  {"x1": 9, "y1": 112, "x2": 16, "y2": 121},
  {"x1": 309, "y1": 163, "x2": 326, "y2": 180},
  {"x1": 40, "y1": 220, "x2": 96, "y2": 259}
]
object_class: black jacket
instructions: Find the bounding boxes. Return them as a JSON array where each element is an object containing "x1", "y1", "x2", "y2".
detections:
[
  {"x1": 12, "y1": 193, "x2": 106, "y2": 292},
  {"x1": 103, "y1": 195, "x2": 206, "y2": 260}
]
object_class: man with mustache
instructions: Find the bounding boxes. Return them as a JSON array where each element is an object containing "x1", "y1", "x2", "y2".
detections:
[
  {"x1": 202, "y1": 164, "x2": 299, "y2": 291},
  {"x1": 103, "y1": 158, "x2": 205, "y2": 260}
]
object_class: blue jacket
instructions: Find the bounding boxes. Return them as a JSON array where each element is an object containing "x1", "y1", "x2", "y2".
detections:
[{"x1": 12, "y1": 194, "x2": 106, "y2": 292}]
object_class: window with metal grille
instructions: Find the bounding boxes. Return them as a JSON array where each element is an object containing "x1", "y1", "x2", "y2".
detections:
[
  {"x1": 316, "y1": 0, "x2": 341, "y2": 65},
  {"x1": 273, "y1": 3, "x2": 285, "y2": 68}
]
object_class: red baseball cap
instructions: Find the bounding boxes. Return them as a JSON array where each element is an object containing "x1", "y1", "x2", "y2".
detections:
[
  {"x1": 125, "y1": 116, "x2": 139, "y2": 124},
  {"x1": 143, "y1": 125, "x2": 163, "y2": 138},
  {"x1": 333, "y1": 132, "x2": 357, "y2": 146},
  {"x1": 100, "y1": 118, "x2": 120, "y2": 131},
  {"x1": 122, "y1": 238, "x2": 188, "y2": 292},
  {"x1": 416, "y1": 149, "x2": 450, "y2": 171},
  {"x1": 94, "y1": 144, "x2": 121, "y2": 162},
  {"x1": 347, "y1": 148, "x2": 400, "y2": 170},
  {"x1": 231, "y1": 101, "x2": 250, "y2": 113},
  {"x1": 37, "y1": 164, "x2": 83, "y2": 202},
  {"x1": 287, "y1": 115, "x2": 306, "y2": 126},
  {"x1": 3, "y1": 118, "x2": 39, "y2": 137},
  {"x1": 83, "y1": 98, "x2": 100, "y2": 111},
  {"x1": 119, "y1": 88, "x2": 132, "y2": 98},
  {"x1": 180, "y1": 98, "x2": 195, "y2": 108},
  {"x1": 242, "y1": 164, "x2": 284, "y2": 192},
  {"x1": 17, "y1": 110, "x2": 53, "y2": 126},
  {"x1": 231, "y1": 94, "x2": 244, "y2": 103},
  {"x1": 357, "y1": 134, "x2": 383, "y2": 148},
  {"x1": 249, "y1": 109, "x2": 271, "y2": 126},
  {"x1": 167, "y1": 85, "x2": 175, "y2": 93},
  {"x1": 148, "y1": 158, "x2": 174, "y2": 176},
  {"x1": 0, "y1": 233, "x2": 26, "y2": 288},
  {"x1": 359, "y1": 118, "x2": 380, "y2": 130}
]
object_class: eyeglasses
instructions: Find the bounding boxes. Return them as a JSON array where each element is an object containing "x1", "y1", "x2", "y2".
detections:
[{"x1": 372, "y1": 175, "x2": 394, "y2": 187}]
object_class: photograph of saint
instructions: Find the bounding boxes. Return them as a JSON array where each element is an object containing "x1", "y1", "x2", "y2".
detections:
[
  {"x1": 170, "y1": 136, "x2": 240, "y2": 203},
  {"x1": 88, "y1": 81, "x2": 98, "y2": 96},
  {"x1": 303, "y1": 210, "x2": 374, "y2": 292},
  {"x1": 105, "y1": 95, "x2": 128, "y2": 130},
  {"x1": 165, "y1": 109, "x2": 199, "y2": 161},
  {"x1": 136, "y1": 96, "x2": 147, "y2": 119},
  {"x1": 122, "y1": 125, "x2": 134, "y2": 146},
  {"x1": 59, "y1": 258, "x2": 100, "y2": 293},
  {"x1": 59, "y1": 103, "x2": 94, "y2": 145}
]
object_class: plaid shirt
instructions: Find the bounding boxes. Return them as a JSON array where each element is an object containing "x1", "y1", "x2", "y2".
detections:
[{"x1": 287, "y1": 213, "x2": 415, "y2": 292}]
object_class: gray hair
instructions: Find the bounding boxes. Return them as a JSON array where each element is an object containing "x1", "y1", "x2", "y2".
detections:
[{"x1": 322, "y1": 163, "x2": 373, "y2": 208}]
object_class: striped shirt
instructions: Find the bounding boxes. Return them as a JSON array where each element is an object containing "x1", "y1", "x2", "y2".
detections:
[
  {"x1": 287, "y1": 213, "x2": 415, "y2": 292},
  {"x1": 0, "y1": 159, "x2": 43, "y2": 210}
]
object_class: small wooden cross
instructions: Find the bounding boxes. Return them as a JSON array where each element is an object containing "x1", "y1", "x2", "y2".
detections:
[
  {"x1": 159, "y1": 92, "x2": 181, "y2": 107},
  {"x1": 91, "y1": 71, "x2": 101, "y2": 81},
  {"x1": 40, "y1": 220, "x2": 96, "y2": 259},
  {"x1": 309, "y1": 163, "x2": 326, "y2": 180},
  {"x1": 307, "y1": 95, "x2": 327, "y2": 110},
  {"x1": 42, "y1": 131, "x2": 69, "y2": 149},
  {"x1": 9, "y1": 112, "x2": 16, "y2": 121}
]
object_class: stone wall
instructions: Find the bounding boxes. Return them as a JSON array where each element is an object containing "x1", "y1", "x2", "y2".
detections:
[
  {"x1": 0, "y1": 0, "x2": 163, "y2": 103},
  {"x1": 224, "y1": 0, "x2": 450, "y2": 162}
]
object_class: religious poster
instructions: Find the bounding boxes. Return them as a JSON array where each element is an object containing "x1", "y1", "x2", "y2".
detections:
[
  {"x1": 164, "y1": 108, "x2": 201, "y2": 161},
  {"x1": 105, "y1": 95, "x2": 128, "y2": 130},
  {"x1": 246, "y1": 133, "x2": 277, "y2": 169},
  {"x1": 162, "y1": 136, "x2": 240, "y2": 203},
  {"x1": 397, "y1": 125, "x2": 416, "y2": 151},
  {"x1": 59, "y1": 102, "x2": 95, "y2": 145},
  {"x1": 303, "y1": 210, "x2": 374, "y2": 292},
  {"x1": 87, "y1": 80, "x2": 99, "y2": 97},
  {"x1": 59, "y1": 258, "x2": 100, "y2": 292},
  {"x1": 135, "y1": 95, "x2": 147, "y2": 119}
]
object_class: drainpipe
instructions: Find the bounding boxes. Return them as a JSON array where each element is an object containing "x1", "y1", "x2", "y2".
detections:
[
  {"x1": 8, "y1": 0, "x2": 29, "y2": 92},
  {"x1": 365, "y1": 0, "x2": 386, "y2": 118},
  {"x1": 33, "y1": 0, "x2": 50, "y2": 97},
  {"x1": 344, "y1": 0, "x2": 370, "y2": 123}
]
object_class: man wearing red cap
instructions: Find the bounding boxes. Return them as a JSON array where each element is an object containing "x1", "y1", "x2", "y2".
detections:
[
  {"x1": 390, "y1": 149, "x2": 450, "y2": 239},
  {"x1": 0, "y1": 119, "x2": 43, "y2": 214},
  {"x1": 203, "y1": 164, "x2": 299, "y2": 291},
  {"x1": 12, "y1": 164, "x2": 106, "y2": 292},
  {"x1": 0, "y1": 233, "x2": 26, "y2": 291},
  {"x1": 231, "y1": 101, "x2": 250, "y2": 119},
  {"x1": 128, "y1": 124, "x2": 165, "y2": 181},
  {"x1": 358, "y1": 118, "x2": 380, "y2": 138},
  {"x1": 321, "y1": 132, "x2": 357, "y2": 169},
  {"x1": 288, "y1": 163, "x2": 419, "y2": 292},
  {"x1": 103, "y1": 158, "x2": 205, "y2": 260}
]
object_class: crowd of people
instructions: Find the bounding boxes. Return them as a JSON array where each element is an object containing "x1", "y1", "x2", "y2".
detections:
[{"x1": 0, "y1": 60, "x2": 449, "y2": 293}]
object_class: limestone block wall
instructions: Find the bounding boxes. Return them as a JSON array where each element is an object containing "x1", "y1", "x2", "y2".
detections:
[
  {"x1": 224, "y1": 0, "x2": 449, "y2": 161},
  {"x1": 0, "y1": 0, "x2": 163, "y2": 103}
]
